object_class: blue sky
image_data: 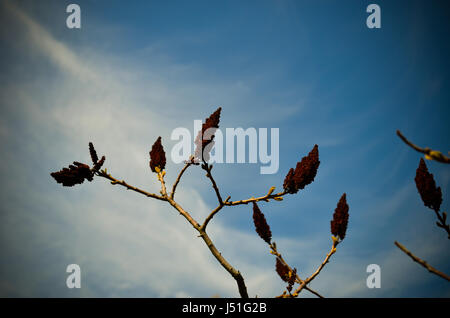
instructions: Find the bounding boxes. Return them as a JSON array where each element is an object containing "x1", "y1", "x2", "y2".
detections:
[{"x1": 0, "y1": 0, "x2": 449, "y2": 297}]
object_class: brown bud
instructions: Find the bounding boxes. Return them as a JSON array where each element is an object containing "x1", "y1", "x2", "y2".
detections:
[
  {"x1": 415, "y1": 158, "x2": 442, "y2": 212},
  {"x1": 50, "y1": 161, "x2": 94, "y2": 187},
  {"x1": 252, "y1": 202, "x2": 272, "y2": 244},
  {"x1": 330, "y1": 193, "x2": 349, "y2": 240},
  {"x1": 149, "y1": 136, "x2": 166, "y2": 172},
  {"x1": 89, "y1": 142, "x2": 98, "y2": 164},
  {"x1": 93, "y1": 155, "x2": 106, "y2": 172},
  {"x1": 194, "y1": 107, "x2": 221, "y2": 162},
  {"x1": 275, "y1": 257, "x2": 290, "y2": 282}
]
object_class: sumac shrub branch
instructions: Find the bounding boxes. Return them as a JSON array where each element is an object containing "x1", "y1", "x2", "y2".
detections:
[{"x1": 51, "y1": 108, "x2": 351, "y2": 297}]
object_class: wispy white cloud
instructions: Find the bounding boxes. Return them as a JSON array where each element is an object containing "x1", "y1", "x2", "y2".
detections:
[{"x1": 2, "y1": 0, "x2": 97, "y2": 83}]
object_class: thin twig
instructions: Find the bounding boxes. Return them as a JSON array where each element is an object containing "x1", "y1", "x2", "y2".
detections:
[
  {"x1": 270, "y1": 243, "x2": 324, "y2": 298},
  {"x1": 431, "y1": 209, "x2": 450, "y2": 239},
  {"x1": 202, "y1": 163, "x2": 223, "y2": 204},
  {"x1": 224, "y1": 191, "x2": 287, "y2": 206},
  {"x1": 157, "y1": 171, "x2": 168, "y2": 197},
  {"x1": 289, "y1": 239, "x2": 338, "y2": 297},
  {"x1": 157, "y1": 170, "x2": 201, "y2": 229},
  {"x1": 397, "y1": 130, "x2": 450, "y2": 164},
  {"x1": 170, "y1": 161, "x2": 192, "y2": 200},
  {"x1": 198, "y1": 163, "x2": 228, "y2": 229},
  {"x1": 97, "y1": 170, "x2": 166, "y2": 201},
  {"x1": 394, "y1": 241, "x2": 450, "y2": 282},
  {"x1": 201, "y1": 197, "x2": 230, "y2": 231}
]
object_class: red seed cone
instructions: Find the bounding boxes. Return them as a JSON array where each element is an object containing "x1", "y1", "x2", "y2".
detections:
[
  {"x1": 330, "y1": 193, "x2": 349, "y2": 240},
  {"x1": 415, "y1": 158, "x2": 442, "y2": 212},
  {"x1": 293, "y1": 144, "x2": 320, "y2": 191},
  {"x1": 283, "y1": 145, "x2": 320, "y2": 194},
  {"x1": 194, "y1": 107, "x2": 221, "y2": 162},
  {"x1": 149, "y1": 137, "x2": 166, "y2": 172},
  {"x1": 93, "y1": 155, "x2": 106, "y2": 172},
  {"x1": 275, "y1": 257, "x2": 290, "y2": 283},
  {"x1": 287, "y1": 267, "x2": 297, "y2": 293},
  {"x1": 252, "y1": 202, "x2": 272, "y2": 244},
  {"x1": 89, "y1": 142, "x2": 98, "y2": 164},
  {"x1": 51, "y1": 161, "x2": 94, "y2": 187},
  {"x1": 283, "y1": 168, "x2": 296, "y2": 194}
]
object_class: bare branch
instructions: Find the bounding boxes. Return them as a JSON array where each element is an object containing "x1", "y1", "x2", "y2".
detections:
[
  {"x1": 165, "y1": 196, "x2": 248, "y2": 297},
  {"x1": 394, "y1": 241, "x2": 450, "y2": 282},
  {"x1": 289, "y1": 239, "x2": 338, "y2": 297},
  {"x1": 270, "y1": 243, "x2": 324, "y2": 298},
  {"x1": 225, "y1": 191, "x2": 287, "y2": 206},
  {"x1": 397, "y1": 130, "x2": 450, "y2": 164},
  {"x1": 170, "y1": 161, "x2": 192, "y2": 200},
  {"x1": 157, "y1": 167, "x2": 249, "y2": 297},
  {"x1": 201, "y1": 197, "x2": 230, "y2": 231},
  {"x1": 202, "y1": 163, "x2": 223, "y2": 204},
  {"x1": 167, "y1": 197, "x2": 201, "y2": 231},
  {"x1": 97, "y1": 170, "x2": 166, "y2": 202},
  {"x1": 100, "y1": 165, "x2": 249, "y2": 297}
]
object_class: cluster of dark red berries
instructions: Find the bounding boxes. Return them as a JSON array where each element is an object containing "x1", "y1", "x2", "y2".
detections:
[{"x1": 50, "y1": 142, "x2": 105, "y2": 186}]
